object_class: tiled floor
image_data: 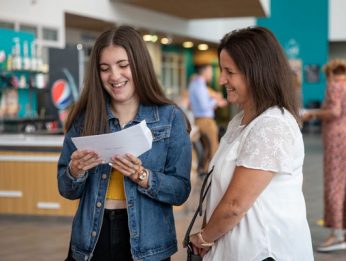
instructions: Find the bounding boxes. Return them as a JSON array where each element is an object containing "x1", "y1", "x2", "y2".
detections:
[{"x1": 0, "y1": 133, "x2": 345, "y2": 260}]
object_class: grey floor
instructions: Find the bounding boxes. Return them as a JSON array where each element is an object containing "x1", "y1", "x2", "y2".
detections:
[{"x1": 0, "y1": 133, "x2": 345, "y2": 260}]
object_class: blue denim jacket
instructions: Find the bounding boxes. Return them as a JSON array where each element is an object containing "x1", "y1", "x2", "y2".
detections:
[{"x1": 58, "y1": 104, "x2": 192, "y2": 261}]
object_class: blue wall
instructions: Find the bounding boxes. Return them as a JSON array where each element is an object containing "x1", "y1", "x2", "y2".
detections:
[{"x1": 257, "y1": 0, "x2": 328, "y2": 107}]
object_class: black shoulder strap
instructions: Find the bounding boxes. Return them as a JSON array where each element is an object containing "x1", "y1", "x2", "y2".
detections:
[{"x1": 183, "y1": 166, "x2": 214, "y2": 247}]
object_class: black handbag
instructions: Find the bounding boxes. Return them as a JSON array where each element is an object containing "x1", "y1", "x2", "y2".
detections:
[{"x1": 183, "y1": 166, "x2": 214, "y2": 261}]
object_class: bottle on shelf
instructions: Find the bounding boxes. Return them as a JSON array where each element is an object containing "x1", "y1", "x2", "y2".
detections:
[
  {"x1": 18, "y1": 75, "x2": 26, "y2": 89},
  {"x1": 23, "y1": 41, "x2": 31, "y2": 71},
  {"x1": 6, "y1": 47, "x2": 14, "y2": 71},
  {"x1": 30, "y1": 41, "x2": 37, "y2": 72},
  {"x1": 12, "y1": 38, "x2": 22, "y2": 71},
  {"x1": 0, "y1": 50, "x2": 6, "y2": 71},
  {"x1": 36, "y1": 44, "x2": 43, "y2": 72}
]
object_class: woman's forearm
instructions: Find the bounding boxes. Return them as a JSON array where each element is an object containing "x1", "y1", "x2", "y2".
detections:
[{"x1": 201, "y1": 198, "x2": 247, "y2": 243}]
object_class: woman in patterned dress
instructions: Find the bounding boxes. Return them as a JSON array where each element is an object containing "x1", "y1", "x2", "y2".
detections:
[{"x1": 304, "y1": 59, "x2": 346, "y2": 252}]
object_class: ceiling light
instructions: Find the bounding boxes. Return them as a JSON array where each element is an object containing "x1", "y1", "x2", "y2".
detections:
[
  {"x1": 198, "y1": 44, "x2": 209, "y2": 51},
  {"x1": 151, "y1": 35, "x2": 158, "y2": 43},
  {"x1": 143, "y1": 34, "x2": 152, "y2": 42},
  {"x1": 183, "y1": 41, "x2": 194, "y2": 48},
  {"x1": 161, "y1": 37, "x2": 171, "y2": 45}
]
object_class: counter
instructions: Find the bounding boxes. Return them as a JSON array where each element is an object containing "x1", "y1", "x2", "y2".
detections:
[{"x1": 0, "y1": 134, "x2": 78, "y2": 216}]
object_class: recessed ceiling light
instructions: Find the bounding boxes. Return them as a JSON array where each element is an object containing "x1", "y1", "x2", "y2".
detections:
[
  {"x1": 161, "y1": 37, "x2": 171, "y2": 45},
  {"x1": 198, "y1": 44, "x2": 209, "y2": 51},
  {"x1": 183, "y1": 41, "x2": 194, "y2": 48},
  {"x1": 143, "y1": 34, "x2": 152, "y2": 42},
  {"x1": 151, "y1": 35, "x2": 158, "y2": 43}
]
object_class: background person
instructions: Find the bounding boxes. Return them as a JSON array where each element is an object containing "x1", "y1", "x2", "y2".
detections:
[
  {"x1": 58, "y1": 25, "x2": 192, "y2": 261},
  {"x1": 304, "y1": 59, "x2": 346, "y2": 252},
  {"x1": 188, "y1": 64, "x2": 227, "y2": 175},
  {"x1": 189, "y1": 26, "x2": 314, "y2": 261}
]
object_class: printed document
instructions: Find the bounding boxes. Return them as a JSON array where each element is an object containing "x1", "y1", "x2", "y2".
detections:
[{"x1": 71, "y1": 120, "x2": 153, "y2": 163}]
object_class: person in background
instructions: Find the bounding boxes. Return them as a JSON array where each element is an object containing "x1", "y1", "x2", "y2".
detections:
[
  {"x1": 188, "y1": 64, "x2": 227, "y2": 175},
  {"x1": 304, "y1": 59, "x2": 346, "y2": 252},
  {"x1": 58, "y1": 26, "x2": 192, "y2": 261},
  {"x1": 189, "y1": 26, "x2": 314, "y2": 260}
]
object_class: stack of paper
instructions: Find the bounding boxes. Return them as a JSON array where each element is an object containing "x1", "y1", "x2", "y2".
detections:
[{"x1": 71, "y1": 120, "x2": 153, "y2": 163}]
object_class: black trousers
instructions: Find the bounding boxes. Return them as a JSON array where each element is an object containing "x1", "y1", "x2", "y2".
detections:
[{"x1": 66, "y1": 209, "x2": 171, "y2": 261}]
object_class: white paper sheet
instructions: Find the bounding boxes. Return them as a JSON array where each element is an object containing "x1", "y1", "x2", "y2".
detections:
[{"x1": 71, "y1": 120, "x2": 153, "y2": 163}]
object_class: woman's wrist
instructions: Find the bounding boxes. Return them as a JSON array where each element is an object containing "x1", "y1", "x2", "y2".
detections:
[
  {"x1": 133, "y1": 167, "x2": 150, "y2": 188},
  {"x1": 198, "y1": 229, "x2": 214, "y2": 247},
  {"x1": 68, "y1": 161, "x2": 86, "y2": 179}
]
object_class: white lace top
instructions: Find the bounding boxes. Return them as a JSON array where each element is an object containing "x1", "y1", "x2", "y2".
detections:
[{"x1": 204, "y1": 107, "x2": 314, "y2": 261}]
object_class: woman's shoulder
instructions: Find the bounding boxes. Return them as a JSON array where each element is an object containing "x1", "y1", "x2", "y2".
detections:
[
  {"x1": 261, "y1": 106, "x2": 285, "y2": 117},
  {"x1": 249, "y1": 107, "x2": 301, "y2": 139},
  {"x1": 259, "y1": 106, "x2": 296, "y2": 124},
  {"x1": 156, "y1": 103, "x2": 185, "y2": 117},
  {"x1": 142, "y1": 103, "x2": 186, "y2": 125}
]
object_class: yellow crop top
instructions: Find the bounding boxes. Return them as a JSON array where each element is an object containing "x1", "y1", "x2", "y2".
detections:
[{"x1": 106, "y1": 169, "x2": 126, "y2": 200}]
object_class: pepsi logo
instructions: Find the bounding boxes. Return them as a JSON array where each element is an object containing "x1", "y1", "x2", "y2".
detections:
[{"x1": 51, "y1": 79, "x2": 73, "y2": 110}]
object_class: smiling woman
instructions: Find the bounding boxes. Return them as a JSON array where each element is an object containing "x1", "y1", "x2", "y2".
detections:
[
  {"x1": 58, "y1": 26, "x2": 192, "y2": 261},
  {"x1": 189, "y1": 26, "x2": 314, "y2": 261}
]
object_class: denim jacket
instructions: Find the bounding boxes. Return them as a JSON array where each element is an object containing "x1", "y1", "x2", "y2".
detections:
[{"x1": 57, "y1": 104, "x2": 192, "y2": 261}]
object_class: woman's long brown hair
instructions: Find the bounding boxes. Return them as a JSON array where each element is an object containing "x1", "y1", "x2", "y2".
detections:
[{"x1": 65, "y1": 26, "x2": 176, "y2": 136}]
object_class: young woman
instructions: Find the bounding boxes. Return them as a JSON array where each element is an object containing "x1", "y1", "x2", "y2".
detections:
[{"x1": 58, "y1": 26, "x2": 192, "y2": 261}]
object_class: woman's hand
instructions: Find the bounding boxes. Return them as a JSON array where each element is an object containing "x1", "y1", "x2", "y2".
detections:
[
  {"x1": 69, "y1": 150, "x2": 103, "y2": 178},
  {"x1": 109, "y1": 153, "x2": 148, "y2": 187},
  {"x1": 189, "y1": 232, "x2": 212, "y2": 257}
]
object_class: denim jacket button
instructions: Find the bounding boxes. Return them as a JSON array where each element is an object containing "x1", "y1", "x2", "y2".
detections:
[
  {"x1": 96, "y1": 202, "x2": 102, "y2": 208},
  {"x1": 91, "y1": 231, "x2": 97, "y2": 237},
  {"x1": 101, "y1": 174, "x2": 107, "y2": 180}
]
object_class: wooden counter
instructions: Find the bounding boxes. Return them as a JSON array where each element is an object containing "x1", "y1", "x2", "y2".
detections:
[{"x1": 0, "y1": 134, "x2": 78, "y2": 216}]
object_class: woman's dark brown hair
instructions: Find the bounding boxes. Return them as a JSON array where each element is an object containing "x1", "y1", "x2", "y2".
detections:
[
  {"x1": 218, "y1": 26, "x2": 300, "y2": 123},
  {"x1": 65, "y1": 26, "x2": 174, "y2": 135}
]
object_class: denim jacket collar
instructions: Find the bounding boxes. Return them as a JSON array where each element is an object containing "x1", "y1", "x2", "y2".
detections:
[{"x1": 106, "y1": 100, "x2": 160, "y2": 124}]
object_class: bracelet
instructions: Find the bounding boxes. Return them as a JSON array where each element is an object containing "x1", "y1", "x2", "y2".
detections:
[{"x1": 198, "y1": 230, "x2": 214, "y2": 247}]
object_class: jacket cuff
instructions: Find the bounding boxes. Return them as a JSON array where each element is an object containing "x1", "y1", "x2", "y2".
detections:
[{"x1": 66, "y1": 165, "x2": 88, "y2": 183}]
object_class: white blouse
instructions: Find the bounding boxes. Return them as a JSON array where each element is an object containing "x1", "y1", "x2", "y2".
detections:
[{"x1": 204, "y1": 107, "x2": 314, "y2": 261}]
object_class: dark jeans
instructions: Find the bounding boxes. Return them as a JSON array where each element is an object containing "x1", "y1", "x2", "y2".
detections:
[{"x1": 66, "y1": 209, "x2": 171, "y2": 261}]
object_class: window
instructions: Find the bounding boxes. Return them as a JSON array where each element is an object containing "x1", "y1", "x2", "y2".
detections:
[
  {"x1": 0, "y1": 20, "x2": 14, "y2": 29},
  {"x1": 19, "y1": 24, "x2": 37, "y2": 38},
  {"x1": 42, "y1": 27, "x2": 58, "y2": 41},
  {"x1": 161, "y1": 52, "x2": 186, "y2": 100}
]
